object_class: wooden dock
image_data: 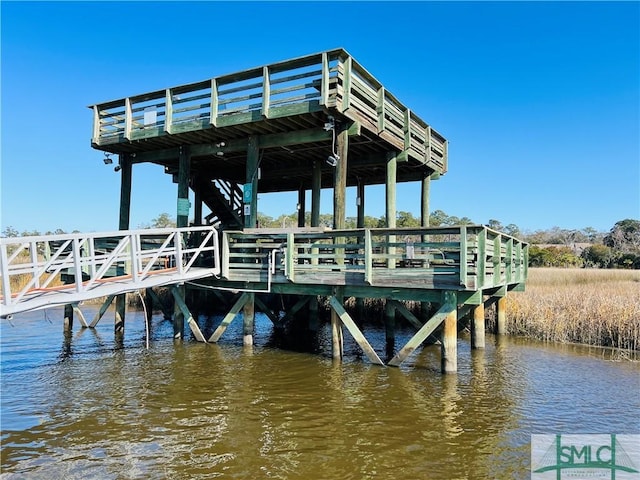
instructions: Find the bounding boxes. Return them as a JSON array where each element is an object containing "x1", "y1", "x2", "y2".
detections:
[{"x1": 81, "y1": 48, "x2": 529, "y2": 372}]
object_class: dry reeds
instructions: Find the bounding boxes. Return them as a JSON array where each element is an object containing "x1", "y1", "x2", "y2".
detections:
[{"x1": 503, "y1": 268, "x2": 640, "y2": 350}]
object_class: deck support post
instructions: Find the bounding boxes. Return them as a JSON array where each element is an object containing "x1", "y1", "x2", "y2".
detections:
[
  {"x1": 144, "y1": 288, "x2": 154, "y2": 326},
  {"x1": 355, "y1": 298, "x2": 365, "y2": 328},
  {"x1": 311, "y1": 160, "x2": 321, "y2": 227},
  {"x1": 357, "y1": 180, "x2": 365, "y2": 228},
  {"x1": 384, "y1": 300, "x2": 396, "y2": 357},
  {"x1": 309, "y1": 160, "x2": 321, "y2": 331},
  {"x1": 386, "y1": 152, "x2": 397, "y2": 268},
  {"x1": 174, "y1": 146, "x2": 191, "y2": 339},
  {"x1": 297, "y1": 187, "x2": 306, "y2": 227},
  {"x1": 331, "y1": 288, "x2": 344, "y2": 360},
  {"x1": 421, "y1": 174, "x2": 431, "y2": 227},
  {"x1": 333, "y1": 124, "x2": 349, "y2": 230},
  {"x1": 194, "y1": 189, "x2": 203, "y2": 226},
  {"x1": 243, "y1": 293, "x2": 255, "y2": 346},
  {"x1": 441, "y1": 292, "x2": 458, "y2": 373},
  {"x1": 471, "y1": 303, "x2": 485, "y2": 349},
  {"x1": 244, "y1": 135, "x2": 259, "y2": 228},
  {"x1": 308, "y1": 296, "x2": 319, "y2": 331},
  {"x1": 63, "y1": 304, "x2": 73, "y2": 332},
  {"x1": 496, "y1": 295, "x2": 507, "y2": 335},
  {"x1": 115, "y1": 153, "x2": 132, "y2": 337}
]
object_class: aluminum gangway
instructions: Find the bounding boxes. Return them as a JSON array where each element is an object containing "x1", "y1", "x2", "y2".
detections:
[{"x1": 0, "y1": 226, "x2": 220, "y2": 317}]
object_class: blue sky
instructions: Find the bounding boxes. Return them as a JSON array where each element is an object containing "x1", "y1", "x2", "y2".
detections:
[{"x1": 1, "y1": 1, "x2": 638, "y2": 234}]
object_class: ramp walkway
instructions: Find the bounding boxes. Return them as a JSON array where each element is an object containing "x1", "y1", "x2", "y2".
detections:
[{"x1": 0, "y1": 226, "x2": 220, "y2": 316}]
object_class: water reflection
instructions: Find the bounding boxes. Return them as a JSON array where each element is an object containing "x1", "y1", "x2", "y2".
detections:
[{"x1": 1, "y1": 308, "x2": 639, "y2": 479}]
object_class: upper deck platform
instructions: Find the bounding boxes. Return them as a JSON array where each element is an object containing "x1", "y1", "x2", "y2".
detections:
[{"x1": 89, "y1": 49, "x2": 447, "y2": 190}]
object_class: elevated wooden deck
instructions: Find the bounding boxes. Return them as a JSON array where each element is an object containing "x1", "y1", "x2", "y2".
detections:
[
  {"x1": 89, "y1": 48, "x2": 447, "y2": 191},
  {"x1": 199, "y1": 225, "x2": 528, "y2": 304}
]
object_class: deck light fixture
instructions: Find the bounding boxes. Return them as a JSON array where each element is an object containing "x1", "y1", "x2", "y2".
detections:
[
  {"x1": 325, "y1": 115, "x2": 340, "y2": 167},
  {"x1": 103, "y1": 153, "x2": 113, "y2": 165},
  {"x1": 114, "y1": 165, "x2": 122, "y2": 172}
]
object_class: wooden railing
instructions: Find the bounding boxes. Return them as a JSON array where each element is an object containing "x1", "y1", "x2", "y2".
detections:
[
  {"x1": 91, "y1": 49, "x2": 447, "y2": 171},
  {"x1": 0, "y1": 227, "x2": 220, "y2": 315},
  {"x1": 221, "y1": 226, "x2": 527, "y2": 291}
]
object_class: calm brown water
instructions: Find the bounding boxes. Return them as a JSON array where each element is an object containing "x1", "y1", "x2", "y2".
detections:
[{"x1": 1, "y1": 306, "x2": 639, "y2": 479}]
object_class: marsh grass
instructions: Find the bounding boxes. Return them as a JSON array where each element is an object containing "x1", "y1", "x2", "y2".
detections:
[{"x1": 502, "y1": 268, "x2": 640, "y2": 350}]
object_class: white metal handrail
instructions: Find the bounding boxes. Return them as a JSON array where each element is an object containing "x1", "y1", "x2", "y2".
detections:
[{"x1": 0, "y1": 226, "x2": 220, "y2": 316}]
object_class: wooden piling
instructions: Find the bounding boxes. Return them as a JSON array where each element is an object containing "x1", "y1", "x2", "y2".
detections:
[
  {"x1": 115, "y1": 153, "x2": 132, "y2": 335},
  {"x1": 115, "y1": 295, "x2": 126, "y2": 336},
  {"x1": 245, "y1": 136, "x2": 259, "y2": 228},
  {"x1": 496, "y1": 296, "x2": 507, "y2": 335},
  {"x1": 357, "y1": 181, "x2": 365, "y2": 228},
  {"x1": 441, "y1": 305, "x2": 458, "y2": 373},
  {"x1": 384, "y1": 300, "x2": 396, "y2": 357},
  {"x1": 297, "y1": 187, "x2": 306, "y2": 227},
  {"x1": 243, "y1": 292, "x2": 255, "y2": 346},
  {"x1": 386, "y1": 152, "x2": 397, "y2": 268},
  {"x1": 471, "y1": 303, "x2": 485, "y2": 349},
  {"x1": 63, "y1": 304, "x2": 73, "y2": 332},
  {"x1": 308, "y1": 295, "x2": 319, "y2": 331},
  {"x1": 311, "y1": 160, "x2": 321, "y2": 228},
  {"x1": 173, "y1": 147, "x2": 190, "y2": 339},
  {"x1": 421, "y1": 174, "x2": 431, "y2": 228},
  {"x1": 331, "y1": 289, "x2": 344, "y2": 360},
  {"x1": 333, "y1": 125, "x2": 348, "y2": 230}
]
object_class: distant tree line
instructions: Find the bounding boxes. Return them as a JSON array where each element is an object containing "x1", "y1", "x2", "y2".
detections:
[{"x1": 3, "y1": 213, "x2": 638, "y2": 269}]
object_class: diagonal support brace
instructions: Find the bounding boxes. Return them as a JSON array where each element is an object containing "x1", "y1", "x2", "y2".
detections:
[
  {"x1": 329, "y1": 296, "x2": 384, "y2": 366},
  {"x1": 171, "y1": 285, "x2": 206, "y2": 342},
  {"x1": 89, "y1": 294, "x2": 116, "y2": 328},
  {"x1": 388, "y1": 292, "x2": 456, "y2": 367},
  {"x1": 208, "y1": 292, "x2": 250, "y2": 342}
]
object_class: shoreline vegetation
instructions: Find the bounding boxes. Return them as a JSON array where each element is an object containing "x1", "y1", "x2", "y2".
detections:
[{"x1": 499, "y1": 268, "x2": 639, "y2": 351}]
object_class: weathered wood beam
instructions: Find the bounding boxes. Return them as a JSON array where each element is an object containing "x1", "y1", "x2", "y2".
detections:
[
  {"x1": 72, "y1": 303, "x2": 89, "y2": 328},
  {"x1": 171, "y1": 285, "x2": 206, "y2": 342},
  {"x1": 278, "y1": 295, "x2": 310, "y2": 325},
  {"x1": 386, "y1": 152, "x2": 397, "y2": 269},
  {"x1": 243, "y1": 292, "x2": 255, "y2": 346},
  {"x1": 331, "y1": 288, "x2": 344, "y2": 360},
  {"x1": 421, "y1": 174, "x2": 430, "y2": 228},
  {"x1": 89, "y1": 294, "x2": 115, "y2": 328},
  {"x1": 329, "y1": 296, "x2": 384, "y2": 366},
  {"x1": 384, "y1": 300, "x2": 395, "y2": 357},
  {"x1": 441, "y1": 295, "x2": 458, "y2": 374},
  {"x1": 177, "y1": 146, "x2": 191, "y2": 228},
  {"x1": 471, "y1": 303, "x2": 485, "y2": 349},
  {"x1": 311, "y1": 160, "x2": 321, "y2": 227},
  {"x1": 115, "y1": 154, "x2": 132, "y2": 336},
  {"x1": 254, "y1": 295, "x2": 280, "y2": 325},
  {"x1": 208, "y1": 292, "x2": 250, "y2": 342},
  {"x1": 333, "y1": 124, "x2": 349, "y2": 230},
  {"x1": 297, "y1": 187, "x2": 306, "y2": 227},
  {"x1": 244, "y1": 135, "x2": 259, "y2": 228},
  {"x1": 388, "y1": 300, "x2": 423, "y2": 330},
  {"x1": 357, "y1": 180, "x2": 365, "y2": 228},
  {"x1": 496, "y1": 295, "x2": 507, "y2": 335},
  {"x1": 388, "y1": 291, "x2": 456, "y2": 367}
]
